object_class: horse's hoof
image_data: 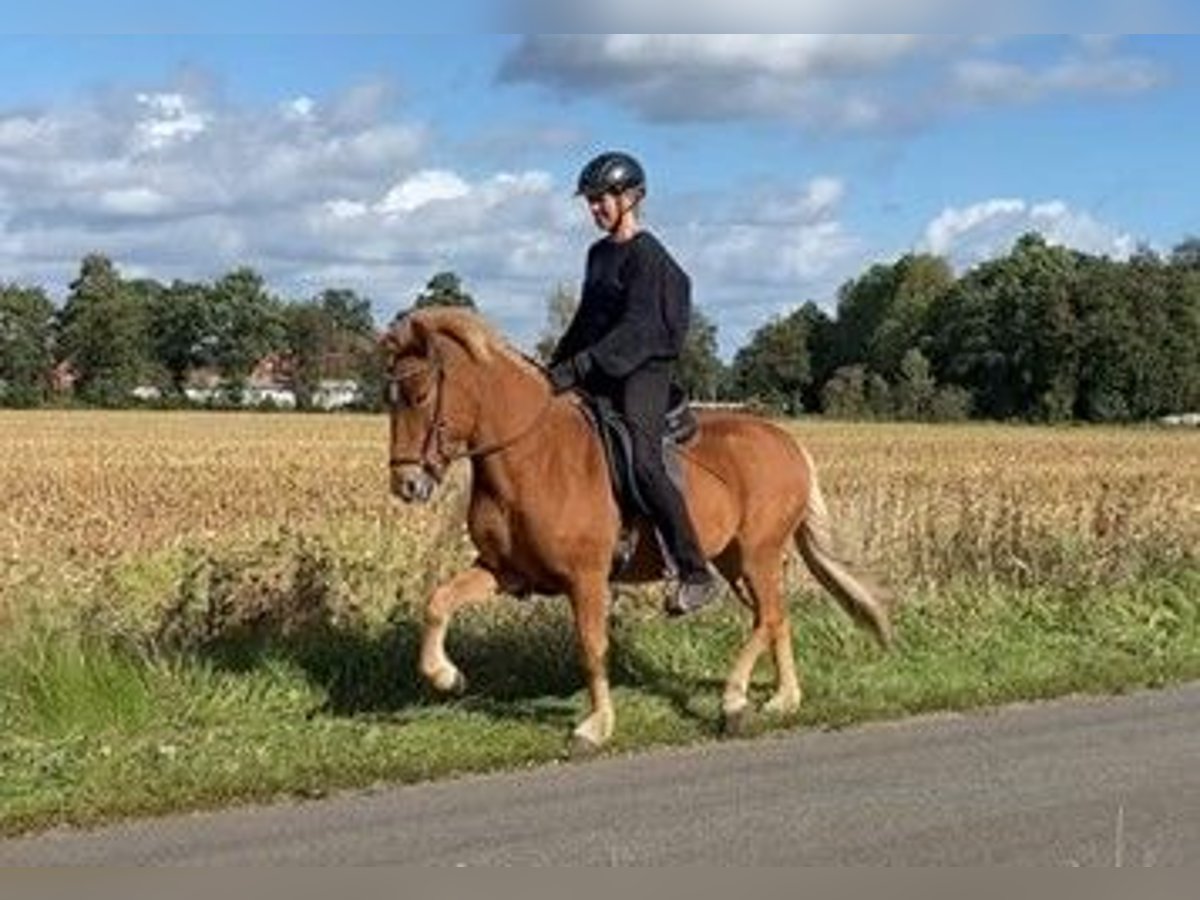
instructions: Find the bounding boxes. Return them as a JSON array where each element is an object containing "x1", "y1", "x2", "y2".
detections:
[
  {"x1": 428, "y1": 668, "x2": 467, "y2": 696},
  {"x1": 721, "y1": 707, "x2": 753, "y2": 738},
  {"x1": 568, "y1": 734, "x2": 602, "y2": 761}
]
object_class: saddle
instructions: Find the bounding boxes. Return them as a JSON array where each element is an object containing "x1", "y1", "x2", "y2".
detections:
[{"x1": 578, "y1": 386, "x2": 699, "y2": 577}]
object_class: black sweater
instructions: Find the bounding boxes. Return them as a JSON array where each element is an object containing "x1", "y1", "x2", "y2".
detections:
[{"x1": 551, "y1": 231, "x2": 691, "y2": 381}]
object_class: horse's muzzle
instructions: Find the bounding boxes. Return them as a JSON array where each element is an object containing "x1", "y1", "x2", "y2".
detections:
[{"x1": 391, "y1": 466, "x2": 438, "y2": 504}]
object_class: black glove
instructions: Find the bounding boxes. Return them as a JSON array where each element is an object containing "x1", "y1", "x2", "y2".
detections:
[{"x1": 547, "y1": 353, "x2": 591, "y2": 394}]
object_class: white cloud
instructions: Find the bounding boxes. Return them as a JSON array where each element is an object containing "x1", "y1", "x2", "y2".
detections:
[
  {"x1": 134, "y1": 92, "x2": 210, "y2": 151},
  {"x1": 96, "y1": 187, "x2": 173, "y2": 217},
  {"x1": 502, "y1": 34, "x2": 944, "y2": 129},
  {"x1": 922, "y1": 198, "x2": 1137, "y2": 266},
  {"x1": 594, "y1": 34, "x2": 930, "y2": 75},
  {"x1": 0, "y1": 79, "x2": 436, "y2": 303},
  {"x1": 0, "y1": 72, "x2": 862, "y2": 353},
  {"x1": 283, "y1": 96, "x2": 317, "y2": 122},
  {"x1": 505, "y1": 0, "x2": 1200, "y2": 30},
  {"x1": 378, "y1": 170, "x2": 471, "y2": 216},
  {"x1": 501, "y1": 35, "x2": 1164, "y2": 130},
  {"x1": 951, "y1": 55, "x2": 1163, "y2": 104},
  {"x1": 508, "y1": 0, "x2": 977, "y2": 30},
  {"x1": 0, "y1": 67, "x2": 1157, "y2": 359},
  {"x1": 666, "y1": 177, "x2": 864, "y2": 352}
]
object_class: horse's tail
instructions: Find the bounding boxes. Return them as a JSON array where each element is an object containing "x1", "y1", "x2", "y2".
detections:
[{"x1": 794, "y1": 447, "x2": 894, "y2": 648}]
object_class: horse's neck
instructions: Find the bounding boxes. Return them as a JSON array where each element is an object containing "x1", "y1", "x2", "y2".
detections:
[
  {"x1": 468, "y1": 356, "x2": 583, "y2": 490},
  {"x1": 469, "y1": 353, "x2": 552, "y2": 452}
]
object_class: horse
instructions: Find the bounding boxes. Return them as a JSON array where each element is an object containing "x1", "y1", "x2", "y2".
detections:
[{"x1": 382, "y1": 308, "x2": 892, "y2": 755}]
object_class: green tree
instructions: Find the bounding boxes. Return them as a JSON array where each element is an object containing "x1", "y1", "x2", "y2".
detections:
[
  {"x1": 58, "y1": 254, "x2": 150, "y2": 405},
  {"x1": 1073, "y1": 257, "x2": 1139, "y2": 421},
  {"x1": 927, "y1": 234, "x2": 1080, "y2": 421},
  {"x1": 146, "y1": 280, "x2": 213, "y2": 397},
  {"x1": 677, "y1": 307, "x2": 725, "y2": 401},
  {"x1": 793, "y1": 302, "x2": 837, "y2": 412},
  {"x1": 893, "y1": 348, "x2": 937, "y2": 420},
  {"x1": 282, "y1": 288, "x2": 378, "y2": 410},
  {"x1": 208, "y1": 268, "x2": 284, "y2": 397},
  {"x1": 831, "y1": 262, "x2": 897, "y2": 371},
  {"x1": 534, "y1": 283, "x2": 579, "y2": 363},
  {"x1": 1165, "y1": 266, "x2": 1200, "y2": 414},
  {"x1": 314, "y1": 288, "x2": 381, "y2": 410},
  {"x1": 0, "y1": 284, "x2": 56, "y2": 407},
  {"x1": 1134, "y1": 257, "x2": 1200, "y2": 417},
  {"x1": 869, "y1": 254, "x2": 954, "y2": 379},
  {"x1": 730, "y1": 309, "x2": 811, "y2": 414},
  {"x1": 1004, "y1": 235, "x2": 1080, "y2": 421},
  {"x1": 1170, "y1": 236, "x2": 1200, "y2": 270},
  {"x1": 413, "y1": 271, "x2": 476, "y2": 311},
  {"x1": 821, "y1": 365, "x2": 868, "y2": 419},
  {"x1": 282, "y1": 301, "x2": 328, "y2": 410},
  {"x1": 315, "y1": 288, "x2": 375, "y2": 339}
]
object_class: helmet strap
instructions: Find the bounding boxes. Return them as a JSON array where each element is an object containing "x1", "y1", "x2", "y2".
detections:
[{"x1": 611, "y1": 190, "x2": 642, "y2": 240}]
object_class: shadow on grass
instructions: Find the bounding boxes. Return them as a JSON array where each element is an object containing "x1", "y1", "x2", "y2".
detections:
[
  {"x1": 144, "y1": 538, "x2": 719, "y2": 732},
  {"x1": 164, "y1": 607, "x2": 720, "y2": 735},
  {"x1": 129, "y1": 535, "x2": 727, "y2": 735}
]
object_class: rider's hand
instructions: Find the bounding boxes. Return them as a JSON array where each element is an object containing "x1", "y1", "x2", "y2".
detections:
[
  {"x1": 548, "y1": 353, "x2": 591, "y2": 394},
  {"x1": 548, "y1": 361, "x2": 577, "y2": 394}
]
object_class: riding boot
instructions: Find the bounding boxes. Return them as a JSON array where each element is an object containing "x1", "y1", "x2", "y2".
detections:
[
  {"x1": 665, "y1": 573, "x2": 718, "y2": 618},
  {"x1": 644, "y1": 487, "x2": 716, "y2": 617}
]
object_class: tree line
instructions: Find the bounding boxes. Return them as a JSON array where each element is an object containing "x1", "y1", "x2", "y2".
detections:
[
  {"x1": 2, "y1": 233, "x2": 1198, "y2": 421},
  {"x1": 684, "y1": 232, "x2": 1199, "y2": 422}
]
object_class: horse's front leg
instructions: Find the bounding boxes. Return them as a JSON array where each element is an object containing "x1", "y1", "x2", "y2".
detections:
[
  {"x1": 567, "y1": 573, "x2": 614, "y2": 757},
  {"x1": 419, "y1": 564, "x2": 499, "y2": 694}
]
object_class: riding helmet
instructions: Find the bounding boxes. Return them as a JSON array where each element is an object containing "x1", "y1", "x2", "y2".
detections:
[{"x1": 576, "y1": 151, "x2": 646, "y2": 198}]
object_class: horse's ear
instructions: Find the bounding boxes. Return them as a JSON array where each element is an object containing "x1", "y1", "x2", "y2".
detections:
[
  {"x1": 408, "y1": 315, "x2": 435, "y2": 355},
  {"x1": 379, "y1": 314, "x2": 431, "y2": 357},
  {"x1": 378, "y1": 327, "x2": 401, "y2": 355}
]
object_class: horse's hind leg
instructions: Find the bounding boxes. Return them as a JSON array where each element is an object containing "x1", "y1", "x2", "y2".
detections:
[
  {"x1": 721, "y1": 550, "x2": 801, "y2": 733},
  {"x1": 419, "y1": 564, "x2": 499, "y2": 694}
]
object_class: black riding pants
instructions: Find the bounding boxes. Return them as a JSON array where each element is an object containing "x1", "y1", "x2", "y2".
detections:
[{"x1": 616, "y1": 361, "x2": 709, "y2": 581}]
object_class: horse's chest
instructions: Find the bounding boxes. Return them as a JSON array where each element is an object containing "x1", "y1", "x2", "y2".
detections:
[
  {"x1": 468, "y1": 493, "x2": 560, "y2": 591},
  {"x1": 467, "y1": 495, "x2": 512, "y2": 557}
]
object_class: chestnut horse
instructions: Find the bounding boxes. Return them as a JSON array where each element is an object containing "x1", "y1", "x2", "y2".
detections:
[{"x1": 383, "y1": 308, "x2": 892, "y2": 754}]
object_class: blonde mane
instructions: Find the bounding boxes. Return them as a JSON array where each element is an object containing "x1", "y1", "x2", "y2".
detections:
[{"x1": 386, "y1": 308, "x2": 542, "y2": 376}]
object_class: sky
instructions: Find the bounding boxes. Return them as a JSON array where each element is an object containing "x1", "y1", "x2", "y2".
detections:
[{"x1": 0, "y1": 22, "x2": 1197, "y2": 355}]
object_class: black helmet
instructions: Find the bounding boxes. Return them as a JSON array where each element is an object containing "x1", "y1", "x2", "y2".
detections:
[{"x1": 576, "y1": 151, "x2": 646, "y2": 198}]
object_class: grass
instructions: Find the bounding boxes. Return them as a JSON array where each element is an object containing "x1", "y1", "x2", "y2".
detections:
[
  {"x1": 1, "y1": 547, "x2": 1196, "y2": 836},
  {"x1": 0, "y1": 411, "x2": 1197, "y2": 835}
]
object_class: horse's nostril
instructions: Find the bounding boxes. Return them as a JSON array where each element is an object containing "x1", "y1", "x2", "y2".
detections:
[
  {"x1": 393, "y1": 470, "x2": 434, "y2": 504},
  {"x1": 420, "y1": 480, "x2": 435, "y2": 502}
]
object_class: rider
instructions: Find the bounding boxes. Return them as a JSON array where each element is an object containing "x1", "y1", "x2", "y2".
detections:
[{"x1": 547, "y1": 151, "x2": 717, "y2": 617}]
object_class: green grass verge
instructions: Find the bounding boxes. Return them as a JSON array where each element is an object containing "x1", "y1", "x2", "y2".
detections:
[{"x1": 2, "y1": 565, "x2": 1198, "y2": 837}]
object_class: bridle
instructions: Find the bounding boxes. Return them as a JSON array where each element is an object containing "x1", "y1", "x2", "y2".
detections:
[{"x1": 386, "y1": 337, "x2": 553, "y2": 481}]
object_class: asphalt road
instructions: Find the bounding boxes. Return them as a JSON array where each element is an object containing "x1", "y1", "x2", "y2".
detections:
[{"x1": 3, "y1": 683, "x2": 1198, "y2": 865}]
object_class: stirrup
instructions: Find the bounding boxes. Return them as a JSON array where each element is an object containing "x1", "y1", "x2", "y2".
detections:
[{"x1": 664, "y1": 576, "x2": 717, "y2": 617}]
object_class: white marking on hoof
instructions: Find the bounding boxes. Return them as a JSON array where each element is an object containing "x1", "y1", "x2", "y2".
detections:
[
  {"x1": 763, "y1": 690, "x2": 801, "y2": 717},
  {"x1": 427, "y1": 664, "x2": 466, "y2": 695}
]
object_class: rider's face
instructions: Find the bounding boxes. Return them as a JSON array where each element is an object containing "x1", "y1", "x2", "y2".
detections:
[{"x1": 585, "y1": 190, "x2": 632, "y2": 234}]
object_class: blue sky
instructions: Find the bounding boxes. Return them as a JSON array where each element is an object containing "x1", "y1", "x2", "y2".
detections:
[{"x1": 0, "y1": 28, "x2": 1197, "y2": 355}]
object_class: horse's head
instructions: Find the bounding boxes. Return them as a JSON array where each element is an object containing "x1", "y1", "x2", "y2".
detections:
[{"x1": 380, "y1": 309, "x2": 494, "y2": 504}]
